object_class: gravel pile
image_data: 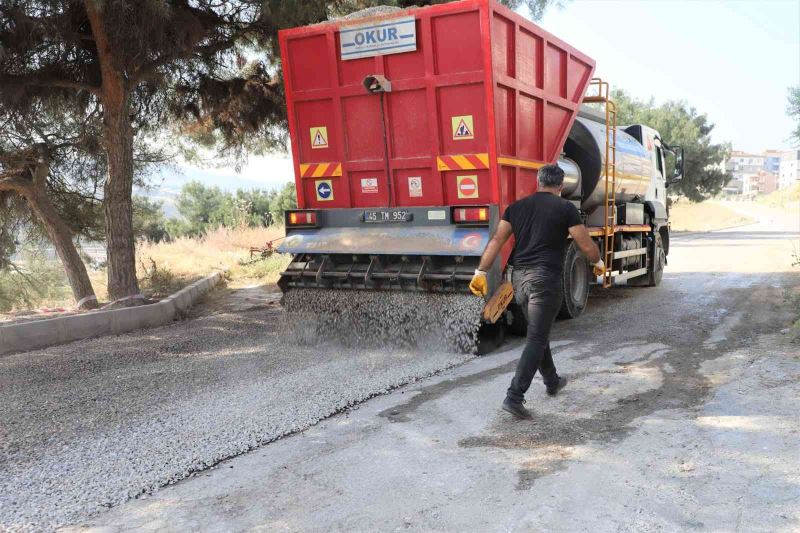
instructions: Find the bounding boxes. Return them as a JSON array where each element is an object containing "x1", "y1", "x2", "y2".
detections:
[
  {"x1": 336, "y1": 6, "x2": 402, "y2": 21},
  {"x1": 283, "y1": 288, "x2": 484, "y2": 353},
  {"x1": 0, "y1": 304, "x2": 474, "y2": 531}
]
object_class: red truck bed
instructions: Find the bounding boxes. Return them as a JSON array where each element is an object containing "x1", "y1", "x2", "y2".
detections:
[{"x1": 278, "y1": 0, "x2": 595, "y2": 213}]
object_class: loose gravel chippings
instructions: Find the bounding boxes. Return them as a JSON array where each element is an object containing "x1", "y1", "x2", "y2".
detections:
[{"x1": 0, "y1": 292, "x2": 482, "y2": 531}]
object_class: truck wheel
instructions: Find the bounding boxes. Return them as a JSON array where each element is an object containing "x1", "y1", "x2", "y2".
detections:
[
  {"x1": 630, "y1": 232, "x2": 664, "y2": 287},
  {"x1": 648, "y1": 232, "x2": 665, "y2": 286},
  {"x1": 558, "y1": 241, "x2": 590, "y2": 319}
]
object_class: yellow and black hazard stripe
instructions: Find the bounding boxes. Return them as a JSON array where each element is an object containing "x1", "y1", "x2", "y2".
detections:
[
  {"x1": 496, "y1": 156, "x2": 545, "y2": 170},
  {"x1": 437, "y1": 154, "x2": 548, "y2": 172},
  {"x1": 299, "y1": 162, "x2": 343, "y2": 178},
  {"x1": 436, "y1": 153, "x2": 490, "y2": 171}
]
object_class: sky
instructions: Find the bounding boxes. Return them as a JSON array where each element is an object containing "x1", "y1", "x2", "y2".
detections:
[{"x1": 170, "y1": 0, "x2": 800, "y2": 194}]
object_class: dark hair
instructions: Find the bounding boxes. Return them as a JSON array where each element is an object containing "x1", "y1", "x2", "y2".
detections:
[{"x1": 538, "y1": 164, "x2": 565, "y2": 188}]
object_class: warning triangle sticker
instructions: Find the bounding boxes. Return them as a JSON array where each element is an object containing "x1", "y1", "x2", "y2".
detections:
[
  {"x1": 454, "y1": 119, "x2": 472, "y2": 138},
  {"x1": 310, "y1": 126, "x2": 328, "y2": 149},
  {"x1": 451, "y1": 115, "x2": 474, "y2": 140}
]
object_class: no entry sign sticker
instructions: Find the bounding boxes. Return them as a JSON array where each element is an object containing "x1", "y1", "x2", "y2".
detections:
[{"x1": 457, "y1": 175, "x2": 478, "y2": 199}]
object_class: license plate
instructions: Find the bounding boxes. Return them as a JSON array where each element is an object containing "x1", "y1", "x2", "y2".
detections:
[{"x1": 362, "y1": 209, "x2": 413, "y2": 223}]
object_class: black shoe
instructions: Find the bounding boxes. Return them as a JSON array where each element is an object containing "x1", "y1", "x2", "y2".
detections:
[
  {"x1": 502, "y1": 397, "x2": 533, "y2": 420},
  {"x1": 546, "y1": 375, "x2": 568, "y2": 396}
]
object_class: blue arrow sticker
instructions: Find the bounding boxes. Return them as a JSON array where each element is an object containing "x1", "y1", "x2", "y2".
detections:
[{"x1": 316, "y1": 180, "x2": 333, "y2": 201}]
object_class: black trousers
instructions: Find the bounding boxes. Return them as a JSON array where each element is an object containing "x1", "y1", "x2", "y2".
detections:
[{"x1": 507, "y1": 267, "x2": 562, "y2": 402}]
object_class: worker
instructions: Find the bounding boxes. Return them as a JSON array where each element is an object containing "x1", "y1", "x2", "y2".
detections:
[{"x1": 469, "y1": 164, "x2": 604, "y2": 420}]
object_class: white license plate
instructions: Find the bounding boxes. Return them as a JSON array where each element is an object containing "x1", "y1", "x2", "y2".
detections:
[{"x1": 362, "y1": 209, "x2": 413, "y2": 223}]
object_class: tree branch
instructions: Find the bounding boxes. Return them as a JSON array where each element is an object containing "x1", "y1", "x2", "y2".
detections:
[
  {"x1": 0, "y1": 174, "x2": 32, "y2": 193},
  {"x1": 0, "y1": 73, "x2": 101, "y2": 96}
]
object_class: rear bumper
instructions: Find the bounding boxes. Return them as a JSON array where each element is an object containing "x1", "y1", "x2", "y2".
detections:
[
  {"x1": 277, "y1": 206, "x2": 497, "y2": 292},
  {"x1": 277, "y1": 206, "x2": 494, "y2": 257}
]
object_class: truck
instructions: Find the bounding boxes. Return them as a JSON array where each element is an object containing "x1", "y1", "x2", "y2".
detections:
[{"x1": 276, "y1": 0, "x2": 684, "y2": 350}]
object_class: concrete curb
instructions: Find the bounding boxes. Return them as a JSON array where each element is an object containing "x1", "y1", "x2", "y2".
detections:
[{"x1": 0, "y1": 271, "x2": 223, "y2": 356}]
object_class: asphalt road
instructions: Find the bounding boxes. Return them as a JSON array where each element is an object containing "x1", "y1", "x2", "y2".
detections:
[{"x1": 4, "y1": 203, "x2": 800, "y2": 532}]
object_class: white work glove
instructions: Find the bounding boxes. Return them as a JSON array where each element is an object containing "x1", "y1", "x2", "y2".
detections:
[
  {"x1": 592, "y1": 259, "x2": 606, "y2": 277},
  {"x1": 469, "y1": 269, "x2": 488, "y2": 297}
]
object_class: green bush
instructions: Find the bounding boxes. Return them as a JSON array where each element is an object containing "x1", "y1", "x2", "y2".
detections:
[{"x1": 0, "y1": 253, "x2": 72, "y2": 312}]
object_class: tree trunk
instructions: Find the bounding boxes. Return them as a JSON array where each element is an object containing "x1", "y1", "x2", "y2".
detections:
[
  {"x1": 103, "y1": 105, "x2": 140, "y2": 302},
  {"x1": 0, "y1": 162, "x2": 99, "y2": 310},
  {"x1": 24, "y1": 185, "x2": 99, "y2": 310},
  {"x1": 84, "y1": 0, "x2": 141, "y2": 303}
]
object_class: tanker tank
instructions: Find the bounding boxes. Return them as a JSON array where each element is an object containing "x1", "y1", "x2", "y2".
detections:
[{"x1": 560, "y1": 115, "x2": 652, "y2": 215}]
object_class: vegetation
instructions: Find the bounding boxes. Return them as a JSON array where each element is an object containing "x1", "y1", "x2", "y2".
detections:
[
  {"x1": 0, "y1": 1, "x2": 314, "y2": 301},
  {"x1": 612, "y1": 90, "x2": 731, "y2": 202},
  {"x1": 0, "y1": 104, "x2": 106, "y2": 309},
  {"x1": 788, "y1": 86, "x2": 800, "y2": 145},
  {"x1": 1, "y1": 226, "x2": 291, "y2": 315},
  {"x1": 756, "y1": 183, "x2": 800, "y2": 210},
  {"x1": 152, "y1": 181, "x2": 297, "y2": 240}
]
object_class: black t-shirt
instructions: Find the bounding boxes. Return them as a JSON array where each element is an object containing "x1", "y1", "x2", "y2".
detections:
[{"x1": 502, "y1": 192, "x2": 583, "y2": 274}]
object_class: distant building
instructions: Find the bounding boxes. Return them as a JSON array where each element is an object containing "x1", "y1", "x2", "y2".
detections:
[
  {"x1": 763, "y1": 150, "x2": 782, "y2": 174},
  {"x1": 779, "y1": 149, "x2": 800, "y2": 190},
  {"x1": 722, "y1": 149, "x2": 796, "y2": 194},
  {"x1": 743, "y1": 170, "x2": 777, "y2": 196},
  {"x1": 724, "y1": 151, "x2": 765, "y2": 177}
]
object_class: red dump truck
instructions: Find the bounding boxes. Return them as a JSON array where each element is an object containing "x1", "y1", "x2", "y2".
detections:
[{"x1": 276, "y1": 0, "x2": 683, "y2": 345}]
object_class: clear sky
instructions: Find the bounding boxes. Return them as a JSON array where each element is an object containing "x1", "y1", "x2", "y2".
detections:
[
  {"x1": 174, "y1": 0, "x2": 800, "y2": 192},
  {"x1": 538, "y1": 0, "x2": 800, "y2": 153}
]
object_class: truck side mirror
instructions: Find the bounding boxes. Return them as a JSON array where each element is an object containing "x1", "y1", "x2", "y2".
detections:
[
  {"x1": 671, "y1": 147, "x2": 684, "y2": 184},
  {"x1": 665, "y1": 145, "x2": 684, "y2": 186}
]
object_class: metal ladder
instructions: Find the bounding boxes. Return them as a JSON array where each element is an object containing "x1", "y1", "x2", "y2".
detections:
[{"x1": 583, "y1": 78, "x2": 617, "y2": 288}]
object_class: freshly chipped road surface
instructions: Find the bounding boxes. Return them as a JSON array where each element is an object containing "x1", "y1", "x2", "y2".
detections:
[
  {"x1": 1, "y1": 311, "x2": 474, "y2": 530},
  {"x1": 6, "y1": 203, "x2": 800, "y2": 532}
]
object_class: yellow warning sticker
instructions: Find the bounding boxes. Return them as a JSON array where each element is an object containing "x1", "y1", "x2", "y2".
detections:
[
  {"x1": 451, "y1": 115, "x2": 474, "y2": 140},
  {"x1": 457, "y1": 175, "x2": 479, "y2": 199},
  {"x1": 310, "y1": 126, "x2": 328, "y2": 149}
]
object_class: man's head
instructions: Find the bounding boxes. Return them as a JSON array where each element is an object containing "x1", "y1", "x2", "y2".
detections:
[{"x1": 537, "y1": 164, "x2": 565, "y2": 193}]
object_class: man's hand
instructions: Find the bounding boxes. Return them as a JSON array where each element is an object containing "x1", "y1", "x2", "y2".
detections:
[
  {"x1": 592, "y1": 259, "x2": 606, "y2": 277},
  {"x1": 469, "y1": 269, "x2": 488, "y2": 297}
]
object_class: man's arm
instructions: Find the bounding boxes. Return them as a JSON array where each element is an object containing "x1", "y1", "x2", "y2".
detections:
[
  {"x1": 568, "y1": 224, "x2": 602, "y2": 264},
  {"x1": 469, "y1": 220, "x2": 513, "y2": 296},
  {"x1": 477, "y1": 220, "x2": 513, "y2": 272}
]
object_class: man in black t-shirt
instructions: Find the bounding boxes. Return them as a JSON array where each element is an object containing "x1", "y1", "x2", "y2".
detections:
[{"x1": 469, "y1": 164, "x2": 604, "y2": 420}]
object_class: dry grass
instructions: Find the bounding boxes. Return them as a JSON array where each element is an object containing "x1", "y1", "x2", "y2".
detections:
[
  {"x1": 669, "y1": 200, "x2": 755, "y2": 232},
  {"x1": 757, "y1": 183, "x2": 800, "y2": 210},
  {"x1": 1, "y1": 226, "x2": 292, "y2": 316},
  {"x1": 136, "y1": 226, "x2": 291, "y2": 292}
]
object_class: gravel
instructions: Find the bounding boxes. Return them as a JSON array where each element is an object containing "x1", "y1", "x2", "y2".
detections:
[
  {"x1": 336, "y1": 6, "x2": 402, "y2": 20},
  {"x1": 0, "y1": 300, "x2": 477, "y2": 531},
  {"x1": 283, "y1": 288, "x2": 484, "y2": 353}
]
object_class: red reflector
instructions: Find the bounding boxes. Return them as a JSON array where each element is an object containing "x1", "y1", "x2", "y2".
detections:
[
  {"x1": 453, "y1": 206, "x2": 489, "y2": 223},
  {"x1": 287, "y1": 211, "x2": 317, "y2": 226}
]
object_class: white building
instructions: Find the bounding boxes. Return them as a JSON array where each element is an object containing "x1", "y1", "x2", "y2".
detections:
[
  {"x1": 779, "y1": 150, "x2": 800, "y2": 190},
  {"x1": 724, "y1": 151, "x2": 765, "y2": 177}
]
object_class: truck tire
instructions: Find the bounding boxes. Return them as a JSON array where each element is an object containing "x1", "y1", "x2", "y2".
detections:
[
  {"x1": 630, "y1": 232, "x2": 664, "y2": 287},
  {"x1": 647, "y1": 232, "x2": 665, "y2": 286},
  {"x1": 558, "y1": 240, "x2": 590, "y2": 319}
]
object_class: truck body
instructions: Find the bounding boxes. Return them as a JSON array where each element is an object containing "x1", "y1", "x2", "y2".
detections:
[{"x1": 277, "y1": 0, "x2": 682, "y2": 339}]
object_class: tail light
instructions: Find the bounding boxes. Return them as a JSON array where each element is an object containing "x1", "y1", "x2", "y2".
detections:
[
  {"x1": 286, "y1": 210, "x2": 318, "y2": 227},
  {"x1": 452, "y1": 206, "x2": 490, "y2": 225}
]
